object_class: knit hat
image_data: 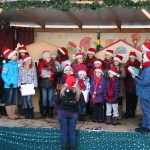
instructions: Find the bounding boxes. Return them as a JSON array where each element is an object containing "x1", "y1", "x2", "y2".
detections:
[
  {"x1": 4, "y1": 49, "x2": 17, "y2": 59},
  {"x1": 108, "y1": 67, "x2": 120, "y2": 77},
  {"x1": 87, "y1": 48, "x2": 96, "y2": 56},
  {"x1": 66, "y1": 76, "x2": 77, "y2": 91},
  {"x1": 129, "y1": 51, "x2": 136, "y2": 58},
  {"x1": 78, "y1": 70, "x2": 87, "y2": 76},
  {"x1": 22, "y1": 55, "x2": 31, "y2": 62},
  {"x1": 143, "y1": 52, "x2": 150, "y2": 62},
  {"x1": 141, "y1": 42, "x2": 150, "y2": 52},
  {"x1": 2, "y1": 47, "x2": 10, "y2": 56},
  {"x1": 43, "y1": 51, "x2": 50, "y2": 60},
  {"x1": 94, "y1": 58, "x2": 102, "y2": 65},
  {"x1": 75, "y1": 53, "x2": 84, "y2": 59},
  {"x1": 113, "y1": 55, "x2": 123, "y2": 63},
  {"x1": 64, "y1": 64, "x2": 72, "y2": 73},
  {"x1": 95, "y1": 66, "x2": 104, "y2": 75},
  {"x1": 18, "y1": 46, "x2": 27, "y2": 53},
  {"x1": 105, "y1": 50, "x2": 114, "y2": 56},
  {"x1": 58, "y1": 47, "x2": 68, "y2": 55}
]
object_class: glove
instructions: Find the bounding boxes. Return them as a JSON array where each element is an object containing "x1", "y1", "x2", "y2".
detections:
[{"x1": 9, "y1": 83, "x2": 14, "y2": 88}]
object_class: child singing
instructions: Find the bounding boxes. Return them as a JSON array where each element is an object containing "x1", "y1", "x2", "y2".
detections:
[{"x1": 90, "y1": 66, "x2": 105, "y2": 123}]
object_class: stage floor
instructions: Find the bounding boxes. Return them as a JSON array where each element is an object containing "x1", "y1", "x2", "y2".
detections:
[{"x1": 0, "y1": 113, "x2": 141, "y2": 132}]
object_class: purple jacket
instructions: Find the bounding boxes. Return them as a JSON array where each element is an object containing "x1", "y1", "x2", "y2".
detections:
[
  {"x1": 103, "y1": 78, "x2": 120, "y2": 104},
  {"x1": 90, "y1": 77, "x2": 105, "y2": 103}
]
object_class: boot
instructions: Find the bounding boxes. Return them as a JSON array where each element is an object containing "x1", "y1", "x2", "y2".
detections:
[
  {"x1": 112, "y1": 116, "x2": 117, "y2": 125},
  {"x1": 24, "y1": 108, "x2": 29, "y2": 119},
  {"x1": 92, "y1": 109, "x2": 97, "y2": 122},
  {"x1": 61, "y1": 145, "x2": 67, "y2": 150},
  {"x1": 130, "y1": 110, "x2": 135, "y2": 118},
  {"x1": 40, "y1": 106, "x2": 47, "y2": 118},
  {"x1": 124, "y1": 110, "x2": 130, "y2": 119},
  {"x1": 0, "y1": 104, "x2": 7, "y2": 116},
  {"x1": 18, "y1": 104, "x2": 24, "y2": 115},
  {"x1": 118, "y1": 105, "x2": 123, "y2": 120},
  {"x1": 28, "y1": 108, "x2": 34, "y2": 119},
  {"x1": 105, "y1": 116, "x2": 111, "y2": 125},
  {"x1": 11, "y1": 105, "x2": 18, "y2": 119},
  {"x1": 78, "y1": 114, "x2": 82, "y2": 121},
  {"x1": 5, "y1": 106, "x2": 15, "y2": 119},
  {"x1": 69, "y1": 145, "x2": 76, "y2": 150},
  {"x1": 48, "y1": 106, "x2": 54, "y2": 118},
  {"x1": 82, "y1": 114, "x2": 86, "y2": 121}
]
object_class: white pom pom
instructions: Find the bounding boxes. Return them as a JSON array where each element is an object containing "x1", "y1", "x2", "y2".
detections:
[{"x1": 66, "y1": 89, "x2": 69, "y2": 92}]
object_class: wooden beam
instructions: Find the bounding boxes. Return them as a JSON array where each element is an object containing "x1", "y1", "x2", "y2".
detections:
[
  {"x1": 34, "y1": 28, "x2": 150, "y2": 33},
  {"x1": 17, "y1": 9, "x2": 45, "y2": 28},
  {"x1": 109, "y1": 8, "x2": 121, "y2": 29},
  {"x1": 64, "y1": 11, "x2": 82, "y2": 28}
]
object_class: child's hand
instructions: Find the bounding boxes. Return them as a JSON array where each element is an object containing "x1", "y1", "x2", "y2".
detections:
[
  {"x1": 94, "y1": 91, "x2": 96, "y2": 94},
  {"x1": 131, "y1": 74, "x2": 135, "y2": 78},
  {"x1": 92, "y1": 95, "x2": 95, "y2": 98}
]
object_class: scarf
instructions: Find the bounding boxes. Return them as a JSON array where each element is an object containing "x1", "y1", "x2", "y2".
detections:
[
  {"x1": 78, "y1": 79, "x2": 85, "y2": 90},
  {"x1": 62, "y1": 73, "x2": 73, "y2": 79},
  {"x1": 108, "y1": 77, "x2": 116, "y2": 103},
  {"x1": 103, "y1": 58, "x2": 112, "y2": 62},
  {"x1": 87, "y1": 59, "x2": 93, "y2": 64},
  {"x1": 56, "y1": 57, "x2": 63, "y2": 64},
  {"x1": 92, "y1": 76, "x2": 101, "y2": 104}
]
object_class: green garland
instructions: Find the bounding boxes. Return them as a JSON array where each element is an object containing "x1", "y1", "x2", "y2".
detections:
[{"x1": 0, "y1": 0, "x2": 150, "y2": 11}]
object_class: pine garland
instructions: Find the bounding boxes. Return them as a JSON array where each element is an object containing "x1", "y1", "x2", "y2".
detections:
[{"x1": 0, "y1": 0, "x2": 150, "y2": 11}]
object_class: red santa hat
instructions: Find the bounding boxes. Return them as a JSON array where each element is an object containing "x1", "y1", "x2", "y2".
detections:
[
  {"x1": 94, "y1": 58, "x2": 102, "y2": 65},
  {"x1": 87, "y1": 48, "x2": 96, "y2": 56},
  {"x1": 2, "y1": 47, "x2": 10, "y2": 56},
  {"x1": 43, "y1": 51, "x2": 50, "y2": 60},
  {"x1": 75, "y1": 53, "x2": 84, "y2": 59},
  {"x1": 129, "y1": 51, "x2": 136, "y2": 58},
  {"x1": 18, "y1": 46, "x2": 27, "y2": 53},
  {"x1": 78, "y1": 69, "x2": 87, "y2": 76},
  {"x1": 66, "y1": 76, "x2": 77, "y2": 91},
  {"x1": 4, "y1": 49, "x2": 17, "y2": 59},
  {"x1": 64, "y1": 64, "x2": 72, "y2": 73},
  {"x1": 58, "y1": 47, "x2": 68, "y2": 55},
  {"x1": 141, "y1": 42, "x2": 150, "y2": 52},
  {"x1": 94, "y1": 66, "x2": 104, "y2": 75},
  {"x1": 108, "y1": 67, "x2": 120, "y2": 77},
  {"x1": 105, "y1": 50, "x2": 114, "y2": 57},
  {"x1": 22, "y1": 55, "x2": 31, "y2": 62},
  {"x1": 143, "y1": 52, "x2": 150, "y2": 62},
  {"x1": 113, "y1": 55, "x2": 123, "y2": 63}
]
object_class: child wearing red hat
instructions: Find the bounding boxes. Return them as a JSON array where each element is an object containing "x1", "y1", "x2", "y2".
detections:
[
  {"x1": 141, "y1": 42, "x2": 150, "y2": 54},
  {"x1": 90, "y1": 66, "x2": 106, "y2": 123},
  {"x1": 55, "y1": 76, "x2": 86, "y2": 150},
  {"x1": 104, "y1": 67, "x2": 120, "y2": 125},
  {"x1": 124, "y1": 51, "x2": 141, "y2": 119},
  {"x1": 18, "y1": 55, "x2": 37, "y2": 119},
  {"x1": 111, "y1": 54, "x2": 126, "y2": 120}
]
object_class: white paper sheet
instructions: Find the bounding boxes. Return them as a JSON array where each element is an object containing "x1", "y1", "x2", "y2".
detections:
[
  {"x1": 21, "y1": 84, "x2": 35, "y2": 96},
  {"x1": 81, "y1": 90, "x2": 89, "y2": 103},
  {"x1": 42, "y1": 68, "x2": 51, "y2": 78}
]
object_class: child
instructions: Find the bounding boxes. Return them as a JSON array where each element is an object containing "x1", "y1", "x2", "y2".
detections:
[
  {"x1": 1, "y1": 48, "x2": 18, "y2": 119},
  {"x1": 104, "y1": 67, "x2": 120, "y2": 125},
  {"x1": 133, "y1": 52, "x2": 150, "y2": 133},
  {"x1": 55, "y1": 76, "x2": 86, "y2": 150},
  {"x1": 111, "y1": 55, "x2": 126, "y2": 120},
  {"x1": 125, "y1": 51, "x2": 140, "y2": 118},
  {"x1": 90, "y1": 66, "x2": 105, "y2": 123},
  {"x1": 77, "y1": 70, "x2": 90, "y2": 121},
  {"x1": 18, "y1": 55, "x2": 37, "y2": 119},
  {"x1": 141, "y1": 42, "x2": 150, "y2": 54},
  {"x1": 38, "y1": 51, "x2": 57, "y2": 118}
]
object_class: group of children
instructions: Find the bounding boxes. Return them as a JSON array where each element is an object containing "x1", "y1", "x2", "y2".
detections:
[{"x1": 1, "y1": 43, "x2": 149, "y2": 127}]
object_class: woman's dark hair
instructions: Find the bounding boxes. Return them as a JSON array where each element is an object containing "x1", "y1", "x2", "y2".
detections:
[
  {"x1": 19, "y1": 52, "x2": 29, "y2": 59},
  {"x1": 56, "y1": 50, "x2": 69, "y2": 61},
  {"x1": 5, "y1": 58, "x2": 10, "y2": 63},
  {"x1": 84, "y1": 54, "x2": 96, "y2": 63}
]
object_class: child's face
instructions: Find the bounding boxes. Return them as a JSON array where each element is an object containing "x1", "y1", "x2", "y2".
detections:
[
  {"x1": 130, "y1": 58, "x2": 135, "y2": 62},
  {"x1": 114, "y1": 60, "x2": 120, "y2": 66},
  {"x1": 79, "y1": 74, "x2": 86, "y2": 79},
  {"x1": 95, "y1": 71, "x2": 102, "y2": 77},
  {"x1": 20, "y1": 52, "x2": 25, "y2": 57},
  {"x1": 28, "y1": 59, "x2": 32, "y2": 64},
  {"x1": 45, "y1": 56, "x2": 51, "y2": 62},
  {"x1": 65, "y1": 67, "x2": 72, "y2": 75},
  {"x1": 77, "y1": 57, "x2": 83, "y2": 64},
  {"x1": 109, "y1": 72, "x2": 115, "y2": 78},
  {"x1": 94, "y1": 63, "x2": 101, "y2": 68},
  {"x1": 88, "y1": 53, "x2": 94, "y2": 59},
  {"x1": 11, "y1": 54, "x2": 17, "y2": 61},
  {"x1": 105, "y1": 54, "x2": 112, "y2": 60}
]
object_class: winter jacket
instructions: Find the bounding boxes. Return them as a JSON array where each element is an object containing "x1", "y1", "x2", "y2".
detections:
[
  {"x1": 103, "y1": 78, "x2": 120, "y2": 104},
  {"x1": 77, "y1": 77, "x2": 90, "y2": 91},
  {"x1": 1, "y1": 60, "x2": 18, "y2": 88},
  {"x1": 134, "y1": 66, "x2": 150, "y2": 101},
  {"x1": 90, "y1": 77, "x2": 105, "y2": 103},
  {"x1": 18, "y1": 66, "x2": 38, "y2": 88}
]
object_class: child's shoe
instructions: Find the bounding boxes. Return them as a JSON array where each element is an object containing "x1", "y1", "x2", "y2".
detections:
[{"x1": 105, "y1": 116, "x2": 111, "y2": 125}]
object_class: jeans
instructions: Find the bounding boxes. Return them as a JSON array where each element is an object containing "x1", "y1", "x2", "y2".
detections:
[
  {"x1": 22, "y1": 95, "x2": 33, "y2": 109},
  {"x1": 78, "y1": 105, "x2": 86, "y2": 114},
  {"x1": 18, "y1": 90, "x2": 23, "y2": 105},
  {"x1": 140, "y1": 98, "x2": 150, "y2": 129},
  {"x1": 58, "y1": 114, "x2": 78, "y2": 146},
  {"x1": 41, "y1": 88, "x2": 54, "y2": 107},
  {"x1": 5, "y1": 88, "x2": 18, "y2": 106}
]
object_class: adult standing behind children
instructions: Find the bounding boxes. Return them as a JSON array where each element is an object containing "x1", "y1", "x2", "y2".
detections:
[{"x1": 55, "y1": 76, "x2": 86, "y2": 150}]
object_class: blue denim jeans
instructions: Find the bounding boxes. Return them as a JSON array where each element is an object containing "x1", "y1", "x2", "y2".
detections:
[
  {"x1": 41, "y1": 88, "x2": 54, "y2": 107},
  {"x1": 140, "y1": 98, "x2": 150, "y2": 129},
  {"x1": 78, "y1": 104, "x2": 86, "y2": 114},
  {"x1": 58, "y1": 114, "x2": 78, "y2": 146},
  {"x1": 5, "y1": 88, "x2": 18, "y2": 106},
  {"x1": 22, "y1": 95, "x2": 33, "y2": 109}
]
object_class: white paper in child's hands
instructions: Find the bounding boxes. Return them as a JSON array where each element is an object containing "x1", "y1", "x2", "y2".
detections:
[
  {"x1": 42, "y1": 68, "x2": 51, "y2": 78},
  {"x1": 128, "y1": 66, "x2": 142, "y2": 79},
  {"x1": 21, "y1": 84, "x2": 35, "y2": 96}
]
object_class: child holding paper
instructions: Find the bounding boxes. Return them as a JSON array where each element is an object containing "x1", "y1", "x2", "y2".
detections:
[
  {"x1": 18, "y1": 55, "x2": 37, "y2": 119},
  {"x1": 77, "y1": 70, "x2": 90, "y2": 121},
  {"x1": 90, "y1": 66, "x2": 105, "y2": 123}
]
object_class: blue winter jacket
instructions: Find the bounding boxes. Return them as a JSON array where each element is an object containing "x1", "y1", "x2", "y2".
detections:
[
  {"x1": 134, "y1": 66, "x2": 150, "y2": 101},
  {"x1": 1, "y1": 60, "x2": 18, "y2": 88}
]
